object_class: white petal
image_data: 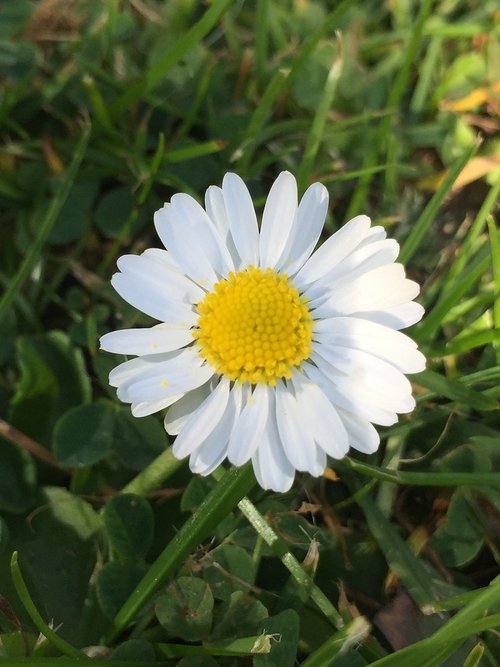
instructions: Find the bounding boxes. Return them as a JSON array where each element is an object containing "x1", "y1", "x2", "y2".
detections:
[
  {"x1": 275, "y1": 380, "x2": 321, "y2": 475},
  {"x1": 141, "y1": 247, "x2": 181, "y2": 271},
  {"x1": 336, "y1": 407, "x2": 380, "y2": 454},
  {"x1": 205, "y1": 185, "x2": 229, "y2": 237},
  {"x1": 356, "y1": 301, "x2": 425, "y2": 330},
  {"x1": 305, "y1": 239, "x2": 400, "y2": 304},
  {"x1": 311, "y1": 346, "x2": 414, "y2": 409},
  {"x1": 227, "y1": 383, "x2": 271, "y2": 466},
  {"x1": 188, "y1": 383, "x2": 243, "y2": 475},
  {"x1": 164, "y1": 382, "x2": 212, "y2": 435},
  {"x1": 294, "y1": 215, "x2": 371, "y2": 288},
  {"x1": 291, "y1": 373, "x2": 349, "y2": 459},
  {"x1": 117, "y1": 251, "x2": 205, "y2": 303},
  {"x1": 189, "y1": 437, "x2": 227, "y2": 476},
  {"x1": 276, "y1": 182, "x2": 329, "y2": 276},
  {"x1": 259, "y1": 172, "x2": 297, "y2": 269},
  {"x1": 123, "y1": 357, "x2": 214, "y2": 406},
  {"x1": 111, "y1": 273, "x2": 197, "y2": 327},
  {"x1": 100, "y1": 325, "x2": 193, "y2": 356},
  {"x1": 173, "y1": 377, "x2": 230, "y2": 459},
  {"x1": 205, "y1": 185, "x2": 240, "y2": 264},
  {"x1": 251, "y1": 397, "x2": 295, "y2": 492},
  {"x1": 222, "y1": 173, "x2": 259, "y2": 267},
  {"x1": 112, "y1": 347, "x2": 206, "y2": 400},
  {"x1": 357, "y1": 225, "x2": 387, "y2": 244},
  {"x1": 302, "y1": 361, "x2": 398, "y2": 426},
  {"x1": 131, "y1": 396, "x2": 183, "y2": 417},
  {"x1": 312, "y1": 264, "x2": 420, "y2": 318},
  {"x1": 109, "y1": 353, "x2": 179, "y2": 388},
  {"x1": 154, "y1": 197, "x2": 231, "y2": 289},
  {"x1": 313, "y1": 316, "x2": 426, "y2": 374}
]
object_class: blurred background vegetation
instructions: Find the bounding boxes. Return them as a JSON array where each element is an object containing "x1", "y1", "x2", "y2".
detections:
[{"x1": 0, "y1": 0, "x2": 499, "y2": 665}]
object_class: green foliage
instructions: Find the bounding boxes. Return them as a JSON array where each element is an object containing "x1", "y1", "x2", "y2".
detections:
[
  {"x1": 11, "y1": 332, "x2": 91, "y2": 444},
  {"x1": 53, "y1": 401, "x2": 115, "y2": 467},
  {"x1": 0, "y1": 0, "x2": 499, "y2": 665},
  {"x1": 156, "y1": 577, "x2": 214, "y2": 641},
  {"x1": 104, "y1": 494, "x2": 154, "y2": 560}
]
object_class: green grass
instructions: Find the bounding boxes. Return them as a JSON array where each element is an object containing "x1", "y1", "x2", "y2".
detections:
[{"x1": 0, "y1": 0, "x2": 499, "y2": 665}]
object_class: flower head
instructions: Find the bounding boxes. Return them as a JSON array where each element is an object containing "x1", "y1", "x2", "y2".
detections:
[{"x1": 100, "y1": 172, "x2": 425, "y2": 492}]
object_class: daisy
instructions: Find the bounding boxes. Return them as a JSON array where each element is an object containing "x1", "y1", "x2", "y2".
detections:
[{"x1": 100, "y1": 172, "x2": 425, "y2": 492}]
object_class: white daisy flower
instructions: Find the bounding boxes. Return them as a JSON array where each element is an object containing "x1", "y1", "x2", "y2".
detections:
[{"x1": 100, "y1": 172, "x2": 425, "y2": 492}]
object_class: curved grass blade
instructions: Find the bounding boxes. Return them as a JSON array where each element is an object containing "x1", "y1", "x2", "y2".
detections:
[{"x1": 10, "y1": 552, "x2": 88, "y2": 661}]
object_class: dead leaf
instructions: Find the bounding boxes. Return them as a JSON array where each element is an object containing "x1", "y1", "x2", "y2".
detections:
[
  {"x1": 440, "y1": 81, "x2": 500, "y2": 113},
  {"x1": 417, "y1": 155, "x2": 500, "y2": 192}
]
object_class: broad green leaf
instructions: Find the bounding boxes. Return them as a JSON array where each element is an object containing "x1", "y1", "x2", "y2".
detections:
[
  {"x1": 181, "y1": 476, "x2": 216, "y2": 513},
  {"x1": 53, "y1": 401, "x2": 115, "y2": 468},
  {"x1": 104, "y1": 494, "x2": 154, "y2": 560},
  {"x1": 111, "y1": 639, "x2": 156, "y2": 662},
  {"x1": 113, "y1": 408, "x2": 167, "y2": 471},
  {"x1": 13, "y1": 487, "x2": 101, "y2": 644},
  {"x1": 253, "y1": 609, "x2": 300, "y2": 667},
  {"x1": 48, "y1": 181, "x2": 98, "y2": 245},
  {"x1": 202, "y1": 544, "x2": 257, "y2": 601},
  {"x1": 155, "y1": 576, "x2": 214, "y2": 641},
  {"x1": 11, "y1": 332, "x2": 91, "y2": 445},
  {"x1": 211, "y1": 591, "x2": 268, "y2": 641},
  {"x1": 0, "y1": 439, "x2": 36, "y2": 513},
  {"x1": 97, "y1": 560, "x2": 147, "y2": 621},
  {"x1": 429, "y1": 490, "x2": 484, "y2": 567},
  {"x1": 95, "y1": 187, "x2": 141, "y2": 239}
]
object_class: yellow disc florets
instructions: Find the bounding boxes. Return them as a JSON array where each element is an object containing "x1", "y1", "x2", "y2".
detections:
[{"x1": 193, "y1": 266, "x2": 313, "y2": 385}]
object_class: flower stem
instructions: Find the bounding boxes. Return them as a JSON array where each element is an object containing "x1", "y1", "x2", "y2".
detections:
[
  {"x1": 121, "y1": 446, "x2": 182, "y2": 496},
  {"x1": 236, "y1": 496, "x2": 344, "y2": 628}
]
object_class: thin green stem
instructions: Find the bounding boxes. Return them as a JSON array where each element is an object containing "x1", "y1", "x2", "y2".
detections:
[
  {"x1": 104, "y1": 463, "x2": 256, "y2": 644},
  {"x1": 342, "y1": 457, "x2": 500, "y2": 487},
  {"x1": 236, "y1": 496, "x2": 343, "y2": 628},
  {"x1": 399, "y1": 142, "x2": 479, "y2": 264},
  {"x1": 121, "y1": 446, "x2": 183, "y2": 496},
  {"x1": 368, "y1": 576, "x2": 500, "y2": 667},
  {"x1": 10, "y1": 552, "x2": 89, "y2": 661},
  {"x1": 487, "y1": 216, "x2": 500, "y2": 363}
]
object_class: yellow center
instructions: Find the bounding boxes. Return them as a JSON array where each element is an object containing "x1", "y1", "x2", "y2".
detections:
[{"x1": 193, "y1": 266, "x2": 313, "y2": 385}]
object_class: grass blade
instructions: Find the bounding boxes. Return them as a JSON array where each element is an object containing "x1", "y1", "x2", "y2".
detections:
[
  {"x1": 342, "y1": 458, "x2": 500, "y2": 488},
  {"x1": 487, "y1": 216, "x2": 500, "y2": 363},
  {"x1": 10, "y1": 552, "x2": 88, "y2": 660},
  {"x1": 346, "y1": 0, "x2": 434, "y2": 218},
  {"x1": 297, "y1": 37, "x2": 343, "y2": 191},
  {"x1": 398, "y1": 142, "x2": 478, "y2": 264},
  {"x1": 356, "y1": 493, "x2": 440, "y2": 608},
  {"x1": 0, "y1": 125, "x2": 91, "y2": 322},
  {"x1": 109, "y1": 0, "x2": 234, "y2": 118},
  {"x1": 103, "y1": 463, "x2": 256, "y2": 644},
  {"x1": 414, "y1": 368, "x2": 498, "y2": 411}
]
